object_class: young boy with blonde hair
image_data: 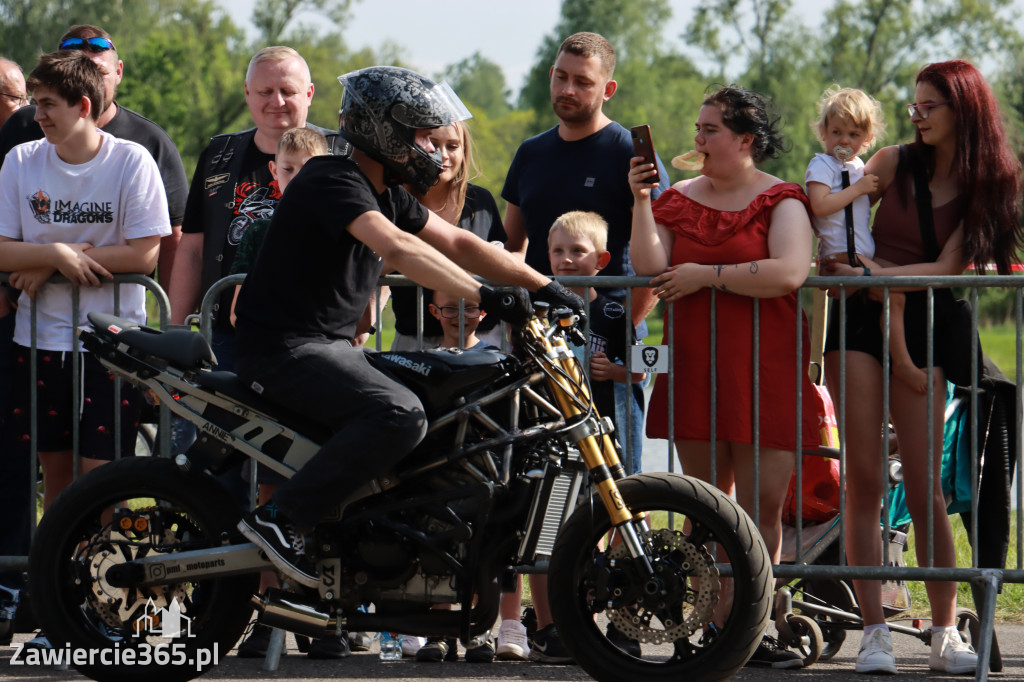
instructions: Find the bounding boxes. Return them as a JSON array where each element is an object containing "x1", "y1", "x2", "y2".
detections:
[{"x1": 806, "y1": 87, "x2": 925, "y2": 393}]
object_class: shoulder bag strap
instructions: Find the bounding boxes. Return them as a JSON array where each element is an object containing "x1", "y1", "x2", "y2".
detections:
[{"x1": 903, "y1": 144, "x2": 940, "y2": 261}]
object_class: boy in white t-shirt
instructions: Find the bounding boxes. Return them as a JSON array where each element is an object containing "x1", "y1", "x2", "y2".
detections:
[
  {"x1": 806, "y1": 87, "x2": 927, "y2": 393},
  {"x1": 0, "y1": 51, "x2": 170, "y2": 516}
]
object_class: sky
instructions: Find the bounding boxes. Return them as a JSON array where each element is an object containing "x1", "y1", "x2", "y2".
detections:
[{"x1": 219, "y1": 0, "x2": 827, "y2": 95}]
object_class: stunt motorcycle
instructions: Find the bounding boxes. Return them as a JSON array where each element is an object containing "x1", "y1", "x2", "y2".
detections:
[{"x1": 29, "y1": 304, "x2": 772, "y2": 682}]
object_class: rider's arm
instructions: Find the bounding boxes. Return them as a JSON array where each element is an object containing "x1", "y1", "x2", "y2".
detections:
[
  {"x1": 349, "y1": 211, "x2": 485, "y2": 302},
  {"x1": 416, "y1": 211, "x2": 549, "y2": 292}
]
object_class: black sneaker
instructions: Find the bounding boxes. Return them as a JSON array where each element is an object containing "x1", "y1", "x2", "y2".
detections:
[
  {"x1": 307, "y1": 633, "x2": 351, "y2": 659},
  {"x1": 237, "y1": 623, "x2": 278, "y2": 658},
  {"x1": 415, "y1": 636, "x2": 457, "y2": 662},
  {"x1": 746, "y1": 633, "x2": 803, "y2": 669},
  {"x1": 238, "y1": 504, "x2": 318, "y2": 588},
  {"x1": 528, "y1": 624, "x2": 574, "y2": 664},
  {"x1": 465, "y1": 639, "x2": 495, "y2": 663},
  {"x1": 606, "y1": 622, "x2": 641, "y2": 657}
]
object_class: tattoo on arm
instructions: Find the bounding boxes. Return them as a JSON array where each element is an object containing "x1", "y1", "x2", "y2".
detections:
[
  {"x1": 714, "y1": 264, "x2": 725, "y2": 276},
  {"x1": 749, "y1": 261, "x2": 759, "y2": 274}
]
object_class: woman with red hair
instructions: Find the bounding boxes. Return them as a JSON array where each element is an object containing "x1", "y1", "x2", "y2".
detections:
[{"x1": 823, "y1": 60, "x2": 1022, "y2": 674}]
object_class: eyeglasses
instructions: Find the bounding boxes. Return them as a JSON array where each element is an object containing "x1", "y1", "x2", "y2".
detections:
[
  {"x1": 58, "y1": 37, "x2": 116, "y2": 52},
  {"x1": 0, "y1": 92, "x2": 27, "y2": 106},
  {"x1": 438, "y1": 305, "x2": 481, "y2": 319},
  {"x1": 907, "y1": 101, "x2": 950, "y2": 119}
]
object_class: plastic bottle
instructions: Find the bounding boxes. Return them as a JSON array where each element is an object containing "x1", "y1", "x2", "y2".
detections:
[{"x1": 378, "y1": 632, "x2": 402, "y2": 661}]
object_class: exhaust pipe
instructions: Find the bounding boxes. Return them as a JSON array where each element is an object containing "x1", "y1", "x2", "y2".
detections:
[{"x1": 250, "y1": 589, "x2": 339, "y2": 639}]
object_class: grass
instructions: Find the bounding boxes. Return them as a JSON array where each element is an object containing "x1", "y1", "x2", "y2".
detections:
[{"x1": 902, "y1": 516, "x2": 1024, "y2": 623}]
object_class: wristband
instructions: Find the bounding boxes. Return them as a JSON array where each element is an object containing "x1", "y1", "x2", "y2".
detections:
[{"x1": 862, "y1": 267, "x2": 871, "y2": 277}]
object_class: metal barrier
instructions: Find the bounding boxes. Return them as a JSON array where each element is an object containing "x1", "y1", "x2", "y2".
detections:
[
  {"x1": 4, "y1": 270, "x2": 1022, "y2": 680},
  {"x1": 0, "y1": 273, "x2": 172, "y2": 574}
]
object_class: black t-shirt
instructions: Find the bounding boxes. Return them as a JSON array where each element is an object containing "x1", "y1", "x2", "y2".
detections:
[
  {"x1": 0, "y1": 103, "x2": 188, "y2": 225},
  {"x1": 235, "y1": 156, "x2": 428, "y2": 357},
  {"x1": 582, "y1": 293, "x2": 638, "y2": 423},
  {"x1": 391, "y1": 183, "x2": 506, "y2": 337}
]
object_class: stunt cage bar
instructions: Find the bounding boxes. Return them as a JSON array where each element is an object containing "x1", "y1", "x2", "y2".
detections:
[{"x1": 1, "y1": 271, "x2": 1022, "y2": 681}]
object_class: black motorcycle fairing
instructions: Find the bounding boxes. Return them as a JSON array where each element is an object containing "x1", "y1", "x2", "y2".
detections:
[{"x1": 367, "y1": 348, "x2": 513, "y2": 415}]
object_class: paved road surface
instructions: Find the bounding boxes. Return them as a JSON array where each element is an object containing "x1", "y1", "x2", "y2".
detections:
[{"x1": 4, "y1": 621, "x2": 1021, "y2": 681}]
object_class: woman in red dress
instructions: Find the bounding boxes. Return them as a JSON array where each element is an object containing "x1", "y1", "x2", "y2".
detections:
[{"x1": 628, "y1": 86, "x2": 818, "y2": 668}]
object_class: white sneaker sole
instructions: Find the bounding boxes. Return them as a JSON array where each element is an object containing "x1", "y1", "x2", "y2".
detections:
[
  {"x1": 855, "y1": 660, "x2": 898, "y2": 674},
  {"x1": 929, "y1": 654, "x2": 977, "y2": 675}
]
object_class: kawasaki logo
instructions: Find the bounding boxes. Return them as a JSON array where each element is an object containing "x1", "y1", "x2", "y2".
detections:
[{"x1": 380, "y1": 353, "x2": 432, "y2": 377}]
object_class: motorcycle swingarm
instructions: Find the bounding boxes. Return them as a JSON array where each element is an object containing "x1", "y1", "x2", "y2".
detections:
[{"x1": 102, "y1": 542, "x2": 271, "y2": 588}]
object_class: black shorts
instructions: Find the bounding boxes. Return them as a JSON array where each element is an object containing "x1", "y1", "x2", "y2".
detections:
[
  {"x1": 824, "y1": 289, "x2": 978, "y2": 384},
  {"x1": 4, "y1": 346, "x2": 142, "y2": 458}
]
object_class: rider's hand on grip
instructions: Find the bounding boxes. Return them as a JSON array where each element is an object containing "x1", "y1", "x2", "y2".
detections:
[
  {"x1": 532, "y1": 280, "x2": 584, "y2": 316},
  {"x1": 479, "y1": 285, "x2": 532, "y2": 325}
]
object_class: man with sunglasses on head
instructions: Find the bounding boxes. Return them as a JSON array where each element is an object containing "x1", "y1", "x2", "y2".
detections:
[
  {"x1": 0, "y1": 26, "x2": 186, "y2": 649},
  {"x1": 0, "y1": 25, "x2": 187, "y2": 283}
]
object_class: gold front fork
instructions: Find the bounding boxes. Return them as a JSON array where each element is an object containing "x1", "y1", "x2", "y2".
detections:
[{"x1": 529, "y1": 318, "x2": 633, "y2": 527}]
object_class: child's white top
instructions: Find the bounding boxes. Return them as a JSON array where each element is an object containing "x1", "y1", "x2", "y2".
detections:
[
  {"x1": 0, "y1": 130, "x2": 170, "y2": 350},
  {"x1": 805, "y1": 152, "x2": 874, "y2": 261}
]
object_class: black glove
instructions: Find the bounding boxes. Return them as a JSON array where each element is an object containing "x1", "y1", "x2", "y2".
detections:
[
  {"x1": 478, "y1": 285, "x2": 532, "y2": 326},
  {"x1": 532, "y1": 280, "x2": 584, "y2": 316}
]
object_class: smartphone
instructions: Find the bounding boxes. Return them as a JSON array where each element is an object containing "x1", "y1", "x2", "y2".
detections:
[{"x1": 630, "y1": 124, "x2": 659, "y2": 183}]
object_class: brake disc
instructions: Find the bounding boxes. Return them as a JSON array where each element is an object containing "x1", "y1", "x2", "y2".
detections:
[
  {"x1": 84, "y1": 509, "x2": 191, "y2": 631},
  {"x1": 606, "y1": 527, "x2": 720, "y2": 643}
]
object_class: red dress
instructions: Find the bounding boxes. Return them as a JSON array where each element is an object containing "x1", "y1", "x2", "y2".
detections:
[{"x1": 646, "y1": 182, "x2": 820, "y2": 450}]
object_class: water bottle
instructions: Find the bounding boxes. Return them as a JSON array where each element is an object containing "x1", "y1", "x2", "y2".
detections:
[{"x1": 378, "y1": 632, "x2": 402, "y2": 661}]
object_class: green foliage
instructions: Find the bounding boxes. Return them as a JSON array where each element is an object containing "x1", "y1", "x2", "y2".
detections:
[{"x1": 439, "y1": 52, "x2": 512, "y2": 118}]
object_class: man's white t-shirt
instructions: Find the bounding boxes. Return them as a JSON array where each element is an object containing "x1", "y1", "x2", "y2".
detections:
[
  {"x1": 805, "y1": 152, "x2": 874, "y2": 261},
  {"x1": 0, "y1": 129, "x2": 170, "y2": 350}
]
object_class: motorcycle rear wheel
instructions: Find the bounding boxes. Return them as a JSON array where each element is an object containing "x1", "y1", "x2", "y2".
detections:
[
  {"x1": 549, "y1": 472, "x2": 772, "y2": 682},
  {"x1": 29, "y1": 457, "x2": 258, "y2": 682}
]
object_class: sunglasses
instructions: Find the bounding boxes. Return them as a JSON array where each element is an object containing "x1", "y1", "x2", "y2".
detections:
[
  {"x1": 58, "y1": 37, "x2": 116, "y2": 52},
  {"x1": 907, "y1": 101, "x2": 950, "y2": 120}
]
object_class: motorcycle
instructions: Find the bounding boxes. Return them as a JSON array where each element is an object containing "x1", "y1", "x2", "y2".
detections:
[{"x1": 29, "y1": 304, "x2": 772, "y2": 682}]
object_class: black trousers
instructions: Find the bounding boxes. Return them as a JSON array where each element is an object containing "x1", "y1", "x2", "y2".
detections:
[{"x1": 237, "y1": 340, "x2": 427, "y2": 527}]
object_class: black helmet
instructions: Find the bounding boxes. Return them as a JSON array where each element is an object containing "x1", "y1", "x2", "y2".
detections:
[{"x1": 337, "y1": 66, "x2": 471, "y2": 194}]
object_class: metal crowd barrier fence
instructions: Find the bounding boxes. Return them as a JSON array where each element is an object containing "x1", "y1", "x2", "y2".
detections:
[
  {"x1": 0, "y1": 273, "x2": 172, "y2": 574},
  {"x1": 3, "y1": 271, "x2": 1022, "y2": 681}
]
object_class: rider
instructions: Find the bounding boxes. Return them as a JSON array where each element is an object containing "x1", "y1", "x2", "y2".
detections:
[{"x1": 234, "y1": 66, "x2": 581, "y2": 588}]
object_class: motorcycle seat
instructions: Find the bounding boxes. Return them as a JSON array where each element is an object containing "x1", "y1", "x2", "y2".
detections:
[{"x1": 86, "y1": 312, "x2": 216, "y2": 370}]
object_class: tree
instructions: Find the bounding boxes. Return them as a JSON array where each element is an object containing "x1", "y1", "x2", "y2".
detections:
[
  {"x1": 440, "y1": 53, "x2": 511, "y2": 118},
  {"x1": 119, "y1": 2, "x2": 251, "y2": 173},
  {"x1": 251, "y1": 0, "x2": 358, "y2": 45}
]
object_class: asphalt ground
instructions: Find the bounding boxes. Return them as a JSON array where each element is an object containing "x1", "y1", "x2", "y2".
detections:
[{"x1": 4, "y1": 621, "x2": 1022, "y2": 681}]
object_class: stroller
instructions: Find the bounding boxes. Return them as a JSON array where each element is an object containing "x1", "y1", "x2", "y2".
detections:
[{"x1": 772, "y1": 448, "x2": 999, "y2": 670}]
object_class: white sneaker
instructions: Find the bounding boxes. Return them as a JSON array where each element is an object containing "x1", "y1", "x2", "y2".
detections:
[
  {"x1": 929, "y1": 627, "x2": 977, "y2": 674},
  {"x1": 400, "y1": 635, "x2": 427, "y2": 657},
  {"x1": 855, "y1": 628, "x2": 897, "y2": 674},
  {"x1": 495, "y1": 619, "x2": 530, "y2": 661}
]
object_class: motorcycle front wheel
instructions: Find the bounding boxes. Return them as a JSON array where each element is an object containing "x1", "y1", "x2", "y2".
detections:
[
  {"x1": 29, "y1": 457, "x2": 258, "y2": 682},
  {"x1": 549, "y1": 472, "x2": 772, "y2": 682}
]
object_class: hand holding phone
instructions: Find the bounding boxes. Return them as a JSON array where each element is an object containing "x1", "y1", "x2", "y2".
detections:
[{"x1": 630, "y1": 124, "x2": 659, "y2": 184}]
